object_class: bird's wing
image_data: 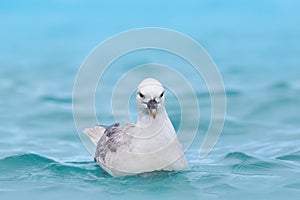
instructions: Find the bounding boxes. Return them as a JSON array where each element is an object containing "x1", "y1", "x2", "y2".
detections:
[
  {"x1": 94, "y1": 123, "x2": 134, "y2": 164},
  {"x1": 83, "y1": 126, "x2": 106, "y2": 145}
]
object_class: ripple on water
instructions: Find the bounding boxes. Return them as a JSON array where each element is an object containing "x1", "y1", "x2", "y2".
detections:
[
  {"x1": 276, "y1": 150, "x2": 300, "y2": 167},
  {"x1": 222, "y1": 152, "x2": 295, "y2": 175},
  {"x1": 0, "y1": 154, "x2": 101, "y2": 182},
  {"x1": 40, "y1": 95, "x2": 72, "y2": 104}
]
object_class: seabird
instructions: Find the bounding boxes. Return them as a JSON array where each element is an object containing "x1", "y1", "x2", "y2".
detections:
[{"x1": 84, "y1": 78, "x2": 188, "y2": 176}]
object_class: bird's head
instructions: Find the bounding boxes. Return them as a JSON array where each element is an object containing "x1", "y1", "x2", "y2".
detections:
[{"x1": 136, "y1": 78, "x2": 165, "y2": 119}]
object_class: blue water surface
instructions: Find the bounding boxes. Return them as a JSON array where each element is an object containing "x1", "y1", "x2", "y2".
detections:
[{"x1": 0, "y1": 0, "x2": 300, "y2": 199}]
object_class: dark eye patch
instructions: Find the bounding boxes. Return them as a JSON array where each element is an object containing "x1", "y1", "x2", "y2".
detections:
[
  {"x1": 160, "y1": 92, "x2": 164, "y2": 98},
  {"x1": 138, "y1": 92, "x2": 145, "y2": 98}
]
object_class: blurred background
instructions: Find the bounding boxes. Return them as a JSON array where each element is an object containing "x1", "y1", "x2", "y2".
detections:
[{"x1": 0, "y1": 0, "x2": 299, "y2": 199}]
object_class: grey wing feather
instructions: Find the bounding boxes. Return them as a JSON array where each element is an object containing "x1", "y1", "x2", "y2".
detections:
[{"x1": 95, "y1": 123, "x2": 134, "y2": 163}]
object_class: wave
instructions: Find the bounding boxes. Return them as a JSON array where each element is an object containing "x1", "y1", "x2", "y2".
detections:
[
  {"x1": 221, "y1": 152, "x2": 295, "y2": 175},
  {"x1": 276, "y1": 151, "x2": 300, "y2": 164},
  {"x1": 0, "y1": 153, "x2": 103, "y2": 181},
  {"x1": 268, "y1": 81, "x2": 291, "y2": 90},
  {"x1": 40, "y1": 95, "x2": 72, "y2": 104},
  {"x1": 0, "y1": 153, "x2": 55, "y2": 169},
  {"x1": 194, "y1": 89, "x2": 241, "y2": 99}
]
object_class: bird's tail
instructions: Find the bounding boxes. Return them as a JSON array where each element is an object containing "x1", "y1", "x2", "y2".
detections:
[{"x1": 83, "y1": 126, "x2": 106, "y2": 145}]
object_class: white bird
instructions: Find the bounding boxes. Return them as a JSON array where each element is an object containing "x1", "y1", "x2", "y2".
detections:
[{"x1": 84, "y1": 78, "x2": 188, "y2": 176}]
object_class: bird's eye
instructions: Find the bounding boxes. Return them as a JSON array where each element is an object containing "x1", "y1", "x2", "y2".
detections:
[
  {"x1": 159, "y1": 92, "x2": 164, "y2": 98},
  {"x1": 138, "y1": 92, "x2": 145, "y2": 98}
]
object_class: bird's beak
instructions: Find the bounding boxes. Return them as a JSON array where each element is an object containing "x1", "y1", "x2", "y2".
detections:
[
  {"x1": 150, "y1": 109, "x2": 156, "y2": 119},
  {"x1": 147, "y1": 99, "x2": 158, "y2": 119}
]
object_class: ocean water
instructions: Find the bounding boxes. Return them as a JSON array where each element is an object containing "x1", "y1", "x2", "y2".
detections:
[{"x1": 1, "y1": 0, "x2": 300, "y2": 199}]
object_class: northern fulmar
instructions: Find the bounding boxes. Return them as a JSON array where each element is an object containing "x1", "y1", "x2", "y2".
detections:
[{"x1": 84, "y1": 78, "x2": 188, "y2": 176}]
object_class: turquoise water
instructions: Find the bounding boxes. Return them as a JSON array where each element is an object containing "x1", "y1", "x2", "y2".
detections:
[{"x1": 1, "y1": 0, "x2": 300, "y2": 199}]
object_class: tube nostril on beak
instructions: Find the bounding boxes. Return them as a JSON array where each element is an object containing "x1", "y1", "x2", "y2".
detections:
[
  {"x1": 147, "y1": 99, "x2": 157, "y2": 110},
  {"x1": 147, "y1": 99, "x2": 157, "y2": 119}
]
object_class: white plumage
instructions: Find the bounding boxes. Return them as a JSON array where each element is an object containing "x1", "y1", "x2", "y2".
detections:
[{"x1": 84, "y1": 78, "x2": 188, "y2": 176}]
